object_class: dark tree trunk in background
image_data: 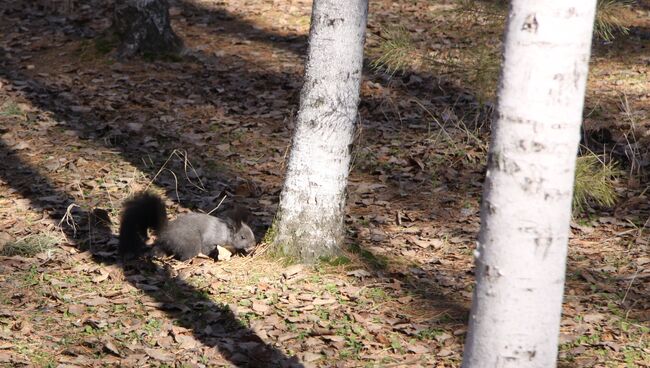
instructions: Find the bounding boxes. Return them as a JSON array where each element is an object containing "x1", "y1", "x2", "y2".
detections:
[{"x1": 112, "y1": 0, "x2": 183, "y2": 59}]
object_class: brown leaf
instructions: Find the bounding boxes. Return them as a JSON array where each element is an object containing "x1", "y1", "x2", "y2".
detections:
[
  {"x1": 0, "y1": 351, "x2": 12, "y2": 363},
  {"x1": 322, "y1": 335, "x2": 345, "y2": 343},
  {"x1": 103, "y1": 341, "x2": 121, "y2": 356},
  {"x1": 277, "y1": 332, "x2": 299, "y2": 342},
  {"x1": 252, "y1": 301, "x2": 270, "y2": 314},
  {"x1": 407, "y1": 343, "x2": 429, "y2": 354},
  {"x1": 434, "y1": 332, "x2": 452, "y2": 343},
  {"x1": 144, "y1": 348, "x2": 174, "y2": 362},
  {"x1": 583, "y1": 313, "x2": 605, "y2": 323},
  {"x1": 67, "y1": 304, "x2": 85, "y2": 316},
  {"x1": 156, "y1": 335, "x2": 174, "y2": 349},
  {"x1": 313, "y1": 298, "x2": 336, "y2": 305},
  {"x1": 300, "y1": 352, "x2": 322, "y2": 362},
  {"x1": 91, "y1": 269, "x2": 110, "y2": 283},
  {"x1": 174, "y1": 334, "x2": 199, "y2": 349},
  {"x1": 83, "y1": 296, "x2": 109, "y2": 306},
  {"x1": 347, "y1": 269, "x2": 371, "y2": 278},
  {"x1": 354, "y1": 183, "x2": 386, "y2": 194},
  {"x1": 283, "y1": 264, "x2": 304, "y2": 279}
]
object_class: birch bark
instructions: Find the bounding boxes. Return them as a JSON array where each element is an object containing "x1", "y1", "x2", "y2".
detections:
[
  {"x1": 273, "y1": 0, "x2": 368, "y2": 263},
  {"x1": 462, "y1": 1, "x2": 597, "y2": 367}
]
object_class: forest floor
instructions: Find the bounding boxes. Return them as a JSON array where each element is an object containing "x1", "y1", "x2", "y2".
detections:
[{"x1": 0, "y1": 0, "x2": 649, "y2": 367}]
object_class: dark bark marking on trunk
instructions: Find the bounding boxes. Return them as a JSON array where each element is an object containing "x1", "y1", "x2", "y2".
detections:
[{"x1": 112, "y1": 0, "x2": 183, "y2": 59}]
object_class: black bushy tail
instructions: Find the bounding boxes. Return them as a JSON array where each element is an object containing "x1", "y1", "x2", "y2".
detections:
[{"x1": 118, "y1": 192, "x2": 168, "y2": 257}]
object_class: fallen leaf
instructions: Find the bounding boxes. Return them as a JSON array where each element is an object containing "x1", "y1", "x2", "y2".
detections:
[
  {"x1": 103, "y1": 341, "x2": 121, "y2": 356},
  {"x1": 283, "y1": 264, "x2": 304, "y2": 279},
  {"x1": 83, "y1": 297, "x2": 109, "y2": 306},
  {"x1": 216, "y1": 245, "x2": 232, "y2": 261},
  {"x1": 583, "y1": 313, "x2": 605, "y2": 323},
  {"x1": 144, "y1": 348, "x2": 174, "y2": 362},
  {"x1": 407, "y1": 343, "x2": 429, "y2": 354},
  {"x1": 347, "y1": 269, "x2": 371, "y2": 278},
  {"x1": 252, "y1": 301, "x2": 270, "y2": 314},
  {"x1": 67, "y1": 304, "x2": 85, "y2": 316},
  {"x1": 92, "y1": 270, "x2": 110, "y2": 283}
]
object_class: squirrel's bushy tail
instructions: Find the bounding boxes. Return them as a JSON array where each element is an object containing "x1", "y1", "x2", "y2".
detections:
[{"x1": 118, "y1": 191, "x2": 168, "y2": 257}]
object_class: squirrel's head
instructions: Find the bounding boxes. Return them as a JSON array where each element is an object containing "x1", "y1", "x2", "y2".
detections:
[
  {"x1": 232, "y1": 222, "x2": 256, "y2": 253},
  {"x1": 223, "y1": 207, "x2": 257, "y2": 253}
]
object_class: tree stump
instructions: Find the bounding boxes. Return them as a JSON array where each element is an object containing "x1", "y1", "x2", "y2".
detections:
[{"x1": 112, "y1": 0, "x2": 183, "y2": 59}]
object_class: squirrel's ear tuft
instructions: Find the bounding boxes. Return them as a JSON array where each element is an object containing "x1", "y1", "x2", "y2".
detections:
[{"x1": 223, "y1": 206, "x2": 251, "y2": 230}]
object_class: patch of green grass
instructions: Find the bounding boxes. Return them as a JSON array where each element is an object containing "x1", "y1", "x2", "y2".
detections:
[
  {"x1": 144, "y1": 318, "x2": 162, "y2": 335},
  {"x1": 350, "y1": 147, "x2": 379, "y2": 173},
  {"x1": 315, "y1": 307, "x2": 329, "y2": 320},
  {"x1": 27, "y1": 349, "x2": 56, "y2": 368},
  {"x1": 348, "y1": 243, "x2": 388, "y2": 270},
  {"x1": 264, "y1": 227, "x2": 301, "y2": 266},
  {"x1": 240, "y1": 311, "x2": 260, "y2": 327},
  {"x1": 229, "y1": 129, "x2": 246, "y2": 142},
  {"x1": 623, "y1": 346, "x2": 649, "y2": 367},
  {"x1": 198, "y1": 355, "x2": 210, "y2": 365},
  {"x1": 323, "y1": 283, "x2": 339, "y2": 295},
  {"x1": 358, "y1": 217, "x2": 370, "y2": 227},
  {"x1": 331, "y1": 315, "x2": 367, "y2": 358},
  {"x1": 467, "y1": 44, "x2": 501, "y2": 104},
  {"x1": 238, "y1": 299, "x2": 252, "y2": 307},
  {"x1": 573, "y1": 332, "x2": 602, "y2": 346},
  {"x1": 19, "y1": 265, "x2": 40, "y2": 287},
  {"x1": 83, "y1": 324, "x2": 99, "y2": 334},
  {"x1": 389, "y1": 334, "x2": 405, "y2": 353},
  {"x1": 573, "y1": 152, "x2": 620, "y2": 215},
  {"x1": 415, "y1": 328, "x2": 445, "y2": 341},
  {"x1": 308, "y1": 274, "x2": 322, "y2": 284},
  {"x1": 262, "y1": 219, "x2": 278, "y2": 244},
  {"x1": 94, "y1": 35, "x2": 119, "y2": 54},
  {"x1": 319, "y1": 255, "x2": 352, "y2": 267},
  {"x1": 365, "y1": 287, "x2": 390, "y2": 303},
  {"x1": 1, "y1": 234, "x2": 59, "y2": 257},
  {"x1": 345, "y1": 335, "x2": 364, "y2": 356},
  {"x1": 0, "y1": 101, "x2": 23, "y2": 117}
]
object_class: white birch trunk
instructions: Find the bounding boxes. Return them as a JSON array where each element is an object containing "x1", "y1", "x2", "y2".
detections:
[
  {"x1": 462, "y1": 1, "x2": 597, "y2": 367},
  {"x1": 273, "y1": 0, "x2": 368, "y2": 262}
]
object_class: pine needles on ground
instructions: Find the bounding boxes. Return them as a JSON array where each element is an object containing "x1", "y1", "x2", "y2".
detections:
[
  {"x1": 0, "y1": 101, "x2": 23, "y2": 117},
  {"x1": 0, "y1": 234, "x2": 59, "y2": 257},
  {"x1": 573, "y1": 152, "x2": 621, "y2": 215},
  {"x1": 370, "y1": 26, "x2": 418, "y2": 77},
  {"x1": 467, "y1": 46, "x2": 500, "y2": 103}
]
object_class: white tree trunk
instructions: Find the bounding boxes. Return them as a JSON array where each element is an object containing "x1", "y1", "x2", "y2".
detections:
[
  {"x1": 273, "y1": 0, "x2": 368, "y2": 263},
  {"x1": 462, "y1": 1, "x2": 597, "y2": 367}
]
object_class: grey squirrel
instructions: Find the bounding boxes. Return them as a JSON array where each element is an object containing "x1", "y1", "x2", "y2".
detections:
[{"x1": 118, "y1": 192, "x2": 256, "y2": 260}]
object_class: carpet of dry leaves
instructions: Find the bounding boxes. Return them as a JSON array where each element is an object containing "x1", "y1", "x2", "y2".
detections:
[{"x1": 0, "y1": 0, "x2": 648, "y2": 367}]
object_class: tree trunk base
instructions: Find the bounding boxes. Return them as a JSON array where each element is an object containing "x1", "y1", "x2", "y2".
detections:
[{"x1": 112, "y1": 0, "x2": 183, "y2": 59}]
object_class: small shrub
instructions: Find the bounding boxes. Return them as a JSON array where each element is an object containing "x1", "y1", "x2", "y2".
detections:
[
  {"x1": 573, "y1": 152, "x2": 620, "y2": 214},
  {"x1": 1, "y1": 234, "x2": 58, "y2": 257},
  {"x1": 594, "y1": 0, "x2": 631, "y2": 41},
  {"x1": 0, "y1": 101, "x2": 23, "y2": 117},
  {"x1": 370, "y1": 25, "x2": 417, "y2": 76}
]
